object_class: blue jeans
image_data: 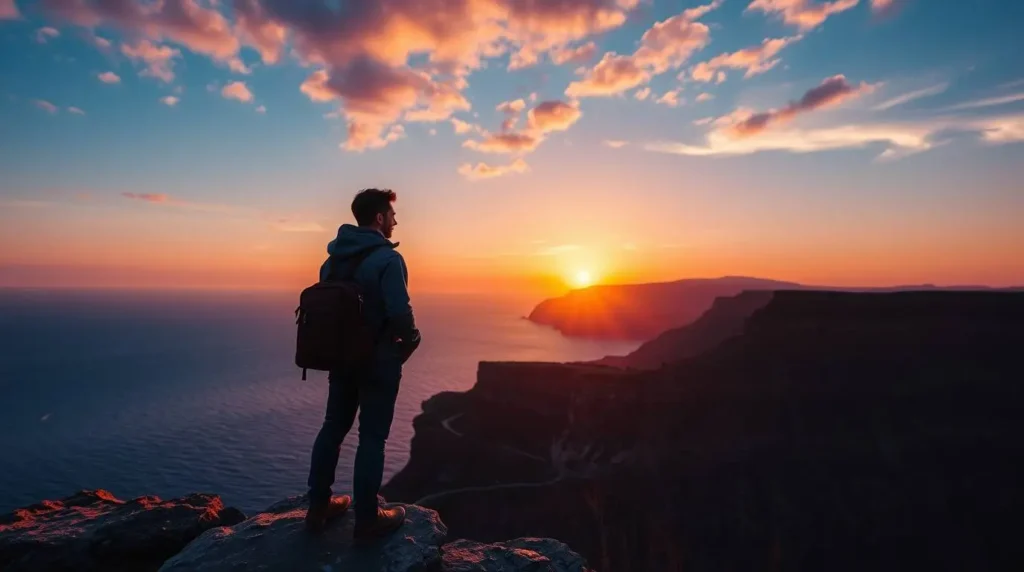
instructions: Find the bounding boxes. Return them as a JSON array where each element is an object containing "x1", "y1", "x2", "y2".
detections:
[{"x1": 307, "y1": 356, "x2": 402, "y2": 521}]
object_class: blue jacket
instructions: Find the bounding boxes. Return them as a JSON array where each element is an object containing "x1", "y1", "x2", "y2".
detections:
[{"x1": 319, "y1": 224, "x2": 420, "y2": 362}]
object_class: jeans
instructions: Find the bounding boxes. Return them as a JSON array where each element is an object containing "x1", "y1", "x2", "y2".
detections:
[{"x1": 307, "y1": 355, "x2": 402, "y2": 521}]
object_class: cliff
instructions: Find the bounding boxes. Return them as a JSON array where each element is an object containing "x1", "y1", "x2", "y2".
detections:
[
  {"x1": 527, "y1": 276, "x2": 1019, "y2": 340},
  {"x1": 527, "y1": 276, "x2": 798, "y2": 340},
  {"x1": 384, "y1": 290, "x2": 1024, "y2": 571},
  {"x1": 1, "y1": 490, "x2": 593, "y2": 572}
]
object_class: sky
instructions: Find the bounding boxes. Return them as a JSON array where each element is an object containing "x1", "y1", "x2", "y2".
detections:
[{"x1": 0, "y1": 0, "x2": 1022, "y2": 297}]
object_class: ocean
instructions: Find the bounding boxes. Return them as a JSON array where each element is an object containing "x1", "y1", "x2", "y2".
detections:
[{"x1": 0, "y1": 288, "x2": 638, "y2": 514}]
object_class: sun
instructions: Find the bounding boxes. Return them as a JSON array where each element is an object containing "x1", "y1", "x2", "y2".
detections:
[{"x1": 571, "y1": 269, "x2": 595, "y2": 288}]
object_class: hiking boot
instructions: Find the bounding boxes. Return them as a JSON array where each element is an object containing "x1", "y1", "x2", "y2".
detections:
[
  {"x1": 304, "y1": 494, "x2": 351, "y2": 534},
  {"x1": 353, "y1": 505, "x2": 406, "y2": 543}
]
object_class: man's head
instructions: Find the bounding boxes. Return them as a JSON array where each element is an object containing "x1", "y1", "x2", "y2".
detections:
[{"x1": 351, "y1": 188, "x2": 398, "y2": 239}]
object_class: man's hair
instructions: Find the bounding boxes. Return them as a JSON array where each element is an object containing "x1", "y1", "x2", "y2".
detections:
[{"x1": 351, "y1": 188, "x2": 396, "y2": 226}]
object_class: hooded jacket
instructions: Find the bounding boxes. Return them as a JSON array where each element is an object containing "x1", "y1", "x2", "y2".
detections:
[{"x1": 319, "y1": 224, "x2": 420, "y2": 363}]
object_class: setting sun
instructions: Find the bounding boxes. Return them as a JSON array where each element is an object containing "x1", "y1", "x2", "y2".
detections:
[{"x1": 572, "y1": 270, "x2": 595, "y2": 289}]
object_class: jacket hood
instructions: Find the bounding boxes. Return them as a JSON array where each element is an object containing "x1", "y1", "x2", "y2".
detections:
[{"x1": 325, "y1": 223, "x2": 398, "y2": 260}]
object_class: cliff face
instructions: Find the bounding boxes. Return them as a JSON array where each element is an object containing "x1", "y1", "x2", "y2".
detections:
[
  {"x1": 384, "y1": 291, "x2": 1024, "y2": 572},
  {"x1": 527, "y1": 276, "x2": 799, "y2": 340}
]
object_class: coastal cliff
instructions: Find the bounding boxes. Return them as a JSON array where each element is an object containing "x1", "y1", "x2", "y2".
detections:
[
  {"x1": 1, "y1": 490, "x2": 593, "y2": 571},
  {"x1": 384, "y1": 290, "x2": 1024, "y2": 571}
]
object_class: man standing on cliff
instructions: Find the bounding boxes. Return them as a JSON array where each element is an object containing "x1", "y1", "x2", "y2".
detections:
[{"x1": 304, "y1": 188, "x2": 422, "y2": 539}]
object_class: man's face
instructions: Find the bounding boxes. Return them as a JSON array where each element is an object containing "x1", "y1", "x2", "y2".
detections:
[{"x1": 379, "y1": 206, "x2": 397, "y2": 239}]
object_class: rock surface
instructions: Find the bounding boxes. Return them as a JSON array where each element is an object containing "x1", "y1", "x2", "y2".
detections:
[
  {"x1": 159, "y1": 495, "x2": 447, "y2": 572},
  {"x1": 442, "y1": 538, "x2": 593, "y2": 572},
  {"x1": 0, "y1": 489, "x2": 246, "y2": 572}
]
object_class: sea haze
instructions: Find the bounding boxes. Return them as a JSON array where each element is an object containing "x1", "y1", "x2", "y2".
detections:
[{"x1": 0, "y1": 288, "x2": 638, "y2": 513}]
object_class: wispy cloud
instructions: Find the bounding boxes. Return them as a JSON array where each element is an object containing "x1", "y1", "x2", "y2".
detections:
[
  {"x1": 604, "y1": 140, "x2": 629, "y2": 148},
  {"x1": 160, "y1": 95, "x2": 179, "y2": 107},
  {"x1": 696, "y1": 93, "x2": 714, "y2": 102},
  {"x1": 747, "y1": 0, "x2": 860, "y2": 30},
  {"x1": 270, "y1": 219, "x2": 325, "y2": 232},
  {"x1": 690, "y1": 36, "x2": 801, "y2": 82},
  {"x1": 121, "y1": 40, "x2": 179, "y2": 83},
  {"x1": 937, "y1": 92, "x2": 1024, "y2": 112},
  {"x1": 727, "y1": 75, "x2": 876, "y2": 136},
  {"x1": 33, "y1": 99, "x2": 58, "y2": 114},
  {"x1": 36, "y1": 27, "x2": 60, "y2": 43},
  {"x1": 98, "y1": 71, "x2": 121, "y2": 84},
  {"x1": 255, "y1": 105, "x2": 266, "y2": 114},
  {"x1": 458, "y1": 158, "x2": 530, "y2": 180},
  {"x1": 67, "y1": 106, "x2": 85, "y2": 115},
  {"x1": 122, "y1": 192, "x2": 170, "y2": 203},
  {"x1": 221, "y1": 81, "x2": 254, "y2": 103},
  {"x1": 647, "y1": 112, "x2": 1024, "y2": 160},
  {"x1": 872, "y1": 82, "x2": 949, "y2": 110},
  {"x1": 657, "y1": 89, "x2": 683, "y2": 107}
]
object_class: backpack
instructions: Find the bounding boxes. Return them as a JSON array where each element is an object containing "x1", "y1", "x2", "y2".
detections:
[{"x1": 294, "y1": 245, "x2": 384, "y2": 380}]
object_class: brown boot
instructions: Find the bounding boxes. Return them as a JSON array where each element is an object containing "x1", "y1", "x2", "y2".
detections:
[
  {"x1": 353, "y1": 505, "x2": 406, "y2": 543},
  {"x1": 304, "y1": 494, "x2": 351, "y2": 534}
]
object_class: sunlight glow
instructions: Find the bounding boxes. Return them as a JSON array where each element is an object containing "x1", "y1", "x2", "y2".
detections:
[{"x1": 572, "y1": 270, "x2": 595, "y2": 288}]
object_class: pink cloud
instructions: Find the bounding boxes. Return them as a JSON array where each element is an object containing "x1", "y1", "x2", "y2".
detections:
[
  {"x1": 33, "y1": 99, "x2": 59, "y2": 114},
  {"x1": 343, "y1": 123, "x2": 406, "y2": 152},
  {"x1": 746, "y1": 0, "x2": 860, "y2": 30},
  {"x1": 36, "y1": 27, "x2": 61, "y2": 43},
  {"x1": 634, "y1": 87, "x2": 651, "y2": 100},
  {"x1": 98, "y1": 71, "x2": 120, "y2": 84},
  {"x1": 0, "y1": 0, "x2": 19, "y2": 19},
  {"x1": 121, "y1": 40, "x2": 180, "y2": 83},
  {"x1": 723, "y1": 75, "x2": 876, "y2": 136},
  {"x1": 690, "y1": 36, "x2": 801, "y2": 82},
  {"x1": 221, "y1": 81, "x2": 254, "y2": 103},
  {"x1": 697, "y1": 93, "x2": 714, "y2": 102},
  {"x1": 67, "y1": 106, "x2": 85, "y2": 115},
  {"x1": 122, "y1": 192, "x2": 170, "y2": 203},
  {"x1": 232, "y1": 0, "x2": 287, "y2": 64},
  {"x1": 527, "y1": 100, "x2": 582, "y2": 133},
  {"x1": 42, "y1": 0, "x2": 239, "y2": 60},
  {"x1": 565, "y1": 0, "x2": 720, "y2": 97},
  {"x1": 458, "y1": 158, "x2": 530, "y2": 180},
  {"x1": 604, "y1": 140, "x2": 628, "y2": 148},
  {"x1": 463, "y1": 131, "x2": 541, "y2": 154},
  {"x1": 161, "y1": 95, "x2": 180, "y2": 107},
  {"x1": 550, "y1": 42, "x2": 598, "y2": 65},
  {"x1": 657, "y1": 90, "x2": 683, "y2": 107}
]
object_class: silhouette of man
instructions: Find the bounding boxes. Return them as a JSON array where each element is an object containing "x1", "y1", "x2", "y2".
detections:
[{"x1": 305, "y1": 188, "x2": 421, "y2": 538}]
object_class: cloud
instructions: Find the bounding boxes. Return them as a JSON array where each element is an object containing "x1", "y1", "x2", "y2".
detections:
[
  {"x1": 121, "y1": 40, "x2": 180, "y2": 83},
  {"x1": 937, "y1": 91, "x2": 1024, "y2": 112},
  {"x1": 551, "y1": 42, "x2": 598, "y2": 65},
  {"x1": 604, "y1": 139, "x2": 628, "y2": 148},
  {"x1": 657, "y1": 89, "x2": 683, "y2": 107},
  {"x1": 527, "y1": 100, "x2": 582, "y2": 133},
  {"x1": 536, "y1": 244, "x2": 582, "y2": 256},
  {"x1": 1, "y1": 0, "x2": 19, "y2": 19},
  {"x1": 566, "y1": 52, "x2": 650, "y2": 97},
  {"x1": 33, "y1": 99, "x2": 59, "y2": 114},
  {"x1": 696, "y1": 93, "x2": 714, "y2": 102},
  {"x1": 872, "y1": 82, "x2": 949, "y2": 110},
  {"x1": 693, "y1": 116, "x2": 715, "y2": 125},
  {"x1": 870, "y1": 0, "x2": 907, "y2": 17},
  {"x1": 746, "y1": 0, "x2": 860, "y2": 30},
  {"x1": 648, "y1": 110, "x2": 1024, "y2": 160},
  {"x1": 565, "y1": 0, "x2": 720, "y2": 97},
  {"x1": 227, "y1": 56, "x2": 252, "y2": 74},
  {"x1": 93, "y1": 36, "x2": 111, "y2": 49},
  {"x1": 256, "y1": 105, "x2": 266, "y2": 113},
  {"x1": 232, "y1": 0, "x2": 288, "y2": 64},
  {"x1": 497, "y1": 99, "x2": 526, "y2": 114},
  {"x1": 458, "y1": 158, "x2": 530, "y2": 180},
  {"x1": 451, "y1": 117, "x2": 482, "y2": 135},
  {"x1": 98, "y1": 71, "x2": 121, "y2": 84},
  {"x1": 690, "y1": 36, "x2": 800, "y2": 82},
  {"x1": 221, "y1": 81, "x2": 254, "y2": 103},
  {"x1": 37, "y1": 27, "x2": 61, "y2": 43},
  {"x1": 634, "y1": 87, "x2": 651, "y2": 100},
  {"x1": 42, "y1": 0, "x2": 240, "y2": 60},
  {"x1": 728, "y1": 74, "x2": 875, "y2": 136},
  {"x1": 161, "y1": 95, "x2": 180, "y2": 107},
  {"x1": 122, "y1": 192, "x2": 170, "y2": 203},
  {"x1": 463, "y1": 131, "x2": 541, "y2": 154},
  {"x1": 343, "y1": 123, "x2": 406, "y2": 152},
  {"x1": 67, "y1": 106, "x2": 85, "y2": 115}
]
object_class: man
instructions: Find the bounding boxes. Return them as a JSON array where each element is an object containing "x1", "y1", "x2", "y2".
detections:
[{"x1": 304, "y1": 188, "x2": 422, "y2": 539}]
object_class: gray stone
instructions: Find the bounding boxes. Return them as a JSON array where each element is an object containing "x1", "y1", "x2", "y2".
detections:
[
  {"x1": 158, "y1": 496, "x2": 447, "y2": 572},
  {"x1": 441, "y1": 538, "x2": 594, "y2": 572}
]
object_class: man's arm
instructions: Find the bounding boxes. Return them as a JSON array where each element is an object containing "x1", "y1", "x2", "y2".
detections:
[{"x1": 380, "y1": 254, "x2": 421, "y2": 362}]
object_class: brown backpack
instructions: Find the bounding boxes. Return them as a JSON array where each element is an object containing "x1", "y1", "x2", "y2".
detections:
[{"x1": 294, "y1": 245, "x2": 385, "y2": 380}]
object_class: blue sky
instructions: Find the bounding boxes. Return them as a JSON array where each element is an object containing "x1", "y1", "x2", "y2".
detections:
[{"x1": 1, "y1": 0, "x2": 1022, "y2": 292}]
